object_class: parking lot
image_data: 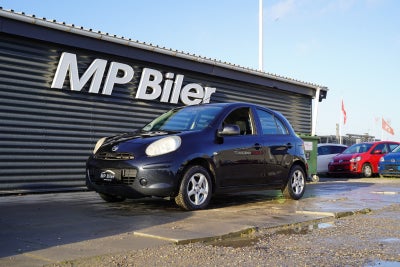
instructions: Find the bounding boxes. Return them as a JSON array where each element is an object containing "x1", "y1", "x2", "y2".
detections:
[{"x1": 1, "y1": 177, "x2": 400, "y2": 267}]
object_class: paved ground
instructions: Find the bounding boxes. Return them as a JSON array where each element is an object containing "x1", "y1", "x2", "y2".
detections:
[{"x1": 0, "y1": 177, "x2": 399, "y2": 267}]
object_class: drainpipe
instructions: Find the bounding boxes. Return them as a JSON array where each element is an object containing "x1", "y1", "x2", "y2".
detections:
[{"x1": 311, "y1": 87, "x2": 321, "y2": 136}]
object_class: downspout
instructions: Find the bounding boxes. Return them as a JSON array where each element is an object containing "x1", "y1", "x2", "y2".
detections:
[{"x1": 311, "y1": 87, "x2": 321, "y2": 136}]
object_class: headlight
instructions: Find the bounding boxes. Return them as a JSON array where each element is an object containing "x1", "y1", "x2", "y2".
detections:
[
  {"x1": 145, "y1": 136, "x2": 181, "y2": 157},
  {"x1": 93, "y1": 137, "x2": 106, "y2": 154},
  {"x1": 350, "y1": 156, "x2": 361, "y2": 163},
  {"x1": 380, "y1": 157, "x2": 385, "y2": 162}
]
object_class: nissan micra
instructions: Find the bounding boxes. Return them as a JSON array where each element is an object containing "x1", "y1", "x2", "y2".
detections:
[{"x1": 86, "y1": 102, "x2": 308, "y2": 210}]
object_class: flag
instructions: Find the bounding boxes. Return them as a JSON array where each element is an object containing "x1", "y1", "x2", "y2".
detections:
[
  {"x1": 382, "y1": 118, "x2": 394, "y2": 135},
  {"x1": 341, "y1": 99, "x2": 347, "y2": 125}
]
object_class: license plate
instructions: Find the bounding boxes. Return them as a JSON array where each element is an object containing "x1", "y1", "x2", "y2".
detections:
[{"x1": 100, "y1": 170, "x2": 116, "y2": 181}]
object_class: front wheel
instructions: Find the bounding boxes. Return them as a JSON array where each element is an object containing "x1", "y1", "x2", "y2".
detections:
[
  {"x1": 175, "y1": 165, "x2": 212, "y2": 211},
  {"x1": 282, "y1": 165, "x2": 306, "y2": 200},
  {"x1": 362, "y1": 163, "x2": 373, "y2": 178}
]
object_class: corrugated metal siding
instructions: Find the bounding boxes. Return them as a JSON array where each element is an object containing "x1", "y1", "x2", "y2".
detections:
[{"x1": 0, "y1": 34, "x2": 311, "y2": 192}]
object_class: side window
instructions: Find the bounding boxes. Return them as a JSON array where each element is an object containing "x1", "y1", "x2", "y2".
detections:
[
  {"x1": 318, "y1": 146, "x2": 328, "y2": 155},
  {"x1": 373, "y1": 143, "x2": 385, "y2": 153},
  {"x1": 256, "y1": 109, "x2": 288, "y2": 135},
  {"x1": 223, "y1": 107, "x2": 253, "y2": 135}
]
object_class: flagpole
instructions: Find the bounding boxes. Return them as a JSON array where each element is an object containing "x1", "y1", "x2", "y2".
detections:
[
  {"x1": 339, "y1": 99, "x2": 343, "y2": 144},
  {"x1": 258, "y1": 0, "x2": 263, "y2": 71}
]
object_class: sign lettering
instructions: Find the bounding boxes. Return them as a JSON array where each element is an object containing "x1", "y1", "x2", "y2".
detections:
[{"x1": 51, "y1": 52, "x2": 216, "y2": 105}]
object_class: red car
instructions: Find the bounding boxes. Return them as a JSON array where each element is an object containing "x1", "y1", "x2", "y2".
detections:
[{"x1": 328, "y1": 141, "x2": 400, "y2": 178}]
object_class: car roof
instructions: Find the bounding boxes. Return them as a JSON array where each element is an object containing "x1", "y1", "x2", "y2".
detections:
[
  {"x1": 318, "y1": 143, "x2": 347, "y2": 147},
  {"x1": 352, "y1": 141, "x2": 399, "y2": 145},
  {"x1": 178, "y1": 102, "x2": 275, "y2": 112}
]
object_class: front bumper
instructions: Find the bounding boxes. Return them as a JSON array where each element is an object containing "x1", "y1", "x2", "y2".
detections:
[
  {"x1": 378, "y1": 163, "x2": 400, "y2": 177},
  {"x1": 86, "y1": 157, "x2": 181, "y2": 199},
  {"x1": 328, "y1": 162, "x2": 360, "y2": 176}
]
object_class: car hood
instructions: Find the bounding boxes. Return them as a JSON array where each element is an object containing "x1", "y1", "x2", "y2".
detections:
[
  {"x1": 332, "y1": 153, "x2": 362, "y2": 162},
  {"x1": 105, "y1": 130, "x2": 179, "y2": 145},
  {"x1": 382, "y1": 152, "x2": 400, "y2": 160}
]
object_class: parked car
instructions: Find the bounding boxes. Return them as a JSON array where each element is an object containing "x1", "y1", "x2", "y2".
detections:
[
  {"x1": 379, "y1": 145, "x2": 400, "y2": 177},
  {"x1": 86, "y1": 102, "x2": 308, "y2": 210},
  {"x1": 328, "y1": 141, "x2": 400, "y2": 178},
  {"x1": 317, "y1": 143, "x2": 347, "y2": 174}
]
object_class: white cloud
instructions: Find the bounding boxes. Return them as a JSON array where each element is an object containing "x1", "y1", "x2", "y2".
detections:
[{"x1": 267, "y1": 0, "x2": 297, "y2": 21}]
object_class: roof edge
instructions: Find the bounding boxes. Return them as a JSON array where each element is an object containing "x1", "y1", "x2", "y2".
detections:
[{"x1": 0, "y1": 8, "x2": 327, "y2": 92}]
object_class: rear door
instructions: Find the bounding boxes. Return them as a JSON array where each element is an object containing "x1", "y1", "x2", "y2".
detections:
[{"x1": 254, "y1": 108, "x2": 295, "y2": 185}]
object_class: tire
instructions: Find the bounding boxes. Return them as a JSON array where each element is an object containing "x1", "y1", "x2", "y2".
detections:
[
  {"x1": 282, "y1": 165, "x2": 306, "y2": 200},
  {"x1": 99, "y1": 193, "x2": 126, "y2": 203},
  {"x1": 175, "y1": 165, "x2": 212, "y2": 211},
  {"x1": 362, "y1": 163, "x2": 373, "y2": 178}
]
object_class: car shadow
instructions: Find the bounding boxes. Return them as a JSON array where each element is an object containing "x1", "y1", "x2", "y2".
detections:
[{"x1": 0, "y1": 192, "x2": 187, "y2": 258}]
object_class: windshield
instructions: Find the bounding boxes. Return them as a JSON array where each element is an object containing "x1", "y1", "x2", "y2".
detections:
[
  {"x1": 392, "y1": 145, "x2": 400, "y2": 153},
  {"x1": 142, "y1": 106, "x2": 223, "y2": 132},
  {"x1": 342, "y1": 143, "x2": 373, "y2": 154}
]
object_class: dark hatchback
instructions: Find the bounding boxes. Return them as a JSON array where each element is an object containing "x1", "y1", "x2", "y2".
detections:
[{"x1": 86, "y1": 102, "x2": 308, "y2": 210}]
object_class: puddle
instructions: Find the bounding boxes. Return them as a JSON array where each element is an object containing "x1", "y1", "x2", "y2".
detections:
[
  {"x1": 206, "y1": 236, "x2": 260, "y2": 248},
  {"x1": 366, "y1": 260, "x2": 400, "y2": 266},
  {"x1": 379, "y1": 238, "x2": 400, "y2": 243},
  {"x1": 372, "y1": 191, "x2": 399, "y2": 195},
  {"x1": 209, "y1": 222, "x2": 336, "y2": 248},
  {"x1": 274, "y1": 222, "x2": 335, "y2": 235}
]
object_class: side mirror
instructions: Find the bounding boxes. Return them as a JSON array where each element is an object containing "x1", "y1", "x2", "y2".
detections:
[{"x1": 218, "y1": 124, "x2": 240, "y2": 136}]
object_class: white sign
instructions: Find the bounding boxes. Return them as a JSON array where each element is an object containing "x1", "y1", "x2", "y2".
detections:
[
  {"x1": 304, "y1": 141, "x2": 313, "y2": 151},
  {"x1": 51, "y1": 52, "x2": 216, "y2": 105}
]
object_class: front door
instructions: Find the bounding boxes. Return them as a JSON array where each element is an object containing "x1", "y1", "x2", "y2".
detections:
[
  {"x1": 215, "y1": 135, "x2": 265, "y2": 187},
  {"x1": 214, "y1": 107, "x2": 265, "y2": 187}
]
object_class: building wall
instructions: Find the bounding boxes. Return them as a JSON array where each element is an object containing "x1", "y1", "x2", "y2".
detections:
[{"x1": 0, "y1": 30, "x2": 312, "y2": 192}]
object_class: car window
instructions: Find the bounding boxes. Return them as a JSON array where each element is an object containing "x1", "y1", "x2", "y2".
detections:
[
  {"x1": 222, "y1": 107, "x2": 254, "y2": 135},
  {"x1": 142, "y1": 106, "x2": 222, "y2": 132},
  {"x1": 373, "y1": 143, "x2": 387, "y2": 153},
  {"x1": 332, "y1": 146, "x2": 346, "y2": 154},
  {"x1": 256, "y1": 109, "x2": 288, "y2": 135},
  {"x1": 389, "y1": 144, "x2": 399, "y2": 152},
  {"x1": 343, "y1": 143, "x2": 373, "y2": 154},
  {"x1": 318, "y1": 146, "x2": 329, "y2": 155}
]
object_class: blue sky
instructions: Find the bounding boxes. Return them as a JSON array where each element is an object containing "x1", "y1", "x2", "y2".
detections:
[{"x1": 2, "y1": 0, "x2": 399, "y2": 141}]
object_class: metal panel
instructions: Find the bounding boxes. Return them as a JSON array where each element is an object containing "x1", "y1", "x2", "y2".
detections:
[{"x1": 0, "y1": 34, "x2": 311, "y2": 192}]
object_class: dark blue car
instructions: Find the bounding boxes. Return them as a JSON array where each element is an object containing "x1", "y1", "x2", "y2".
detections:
[
  {"x1": 379, "y1": 145, "x2": 400, "y2": 177},
  {"x1": 86, "y1": 102, "x2": 308, "y2": 210}
]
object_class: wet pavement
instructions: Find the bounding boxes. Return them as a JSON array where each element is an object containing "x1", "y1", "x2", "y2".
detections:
[{"x1": 0, "y1": 177, "x2": 399, "y2": 266}]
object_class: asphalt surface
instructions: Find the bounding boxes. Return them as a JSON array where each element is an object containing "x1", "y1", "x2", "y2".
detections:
[{"x1": 0, "y1": 177, "x2": 399, "y2": 267}]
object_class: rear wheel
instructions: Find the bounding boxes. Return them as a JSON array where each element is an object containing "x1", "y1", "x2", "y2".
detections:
[
  {"x1": 362, "y1": 163, "x2": 373, "y2": 178},
  {"x1": 282, "y1": 165, "x2": 306, "y2": 200},
  {"x1": 175, "y1": 165, "x2": 212, "y2": 211},
  {"x1": 99, "y1": 193, "x2": 126, "y2": 203}
]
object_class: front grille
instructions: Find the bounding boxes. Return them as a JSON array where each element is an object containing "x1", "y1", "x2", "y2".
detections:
[
  {"x1": 94, "y1": 152, "x2": 134, "y2": 160},
  {"x1": 383, "y1": 164, "x2": 400, "y2": 172},
  {"x1": 122, "y1": 169, "x2": 137, "y2": 185}
]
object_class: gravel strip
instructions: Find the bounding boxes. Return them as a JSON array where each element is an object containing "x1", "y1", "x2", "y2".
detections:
[{"x1": 48, "y1": 204, "x2": 400, "y2": 267}]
